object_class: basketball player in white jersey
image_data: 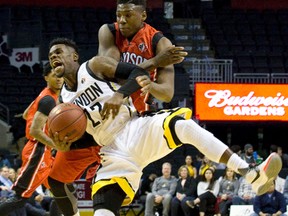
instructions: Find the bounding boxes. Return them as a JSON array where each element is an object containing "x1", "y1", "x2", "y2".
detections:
[{"x1": 48, "y1": 38, "x2": 282, "y2": 216}]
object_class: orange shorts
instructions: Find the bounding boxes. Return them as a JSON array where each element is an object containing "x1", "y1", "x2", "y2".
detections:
[
  {"x1": 13, "y1": 139, "x2": 53, "y2": 198},
  {"x1": 49, "y1": 146, "x2": 101, "y2": 183}
]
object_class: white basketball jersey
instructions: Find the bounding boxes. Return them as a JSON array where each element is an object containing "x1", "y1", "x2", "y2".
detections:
[{"x1": 60, "y1": 61, "x2": 136, "y2": 146}]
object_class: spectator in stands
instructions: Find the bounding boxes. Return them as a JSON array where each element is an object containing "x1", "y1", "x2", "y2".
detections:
[
  {"x1": 10, "y1": 154, "x2": 21, "y2": 171},
  {"x1": 230, "y1": 145, "x2": 242, "y2": 156},
  {"x1": 5, "y1": 166, "x2": 50, "y2": 216},
  {"x1": 214, "y1": 161, "x2": 226, "y2": 170},
  {"x1": 0, "y1": 166, "x2": 27, "y2": 216},
  {"x1": 251, "y1": 180, "x2": 287, "y2": 216},
  {"x1": 186, "y1": 167, "x2": 220, "y2": 216},
  {"x1": 198, "y1": 156, "x2": 217, "y2": 176},
  {"x1": 216, "y1": 167, "x2": 240, "y2": 216},
  {"x1": 283, "y1": 176, "x2": 288, "y2": 205},
  {"x1": 0, "y1": 154, "x2": 11, "y2": 168},
  {"x1": 232, "y1": 177, "x2": 256, "y2": 205},
  {"x1": 25, "y1": 191, "x2": 51, "y2": 216},
  {"x1": 0, "y1": 166, "x2": 15, "y2": 200},
  {"x1": 275, "y1": 175, "x2": 285, "y2": 194},
  {"x1": 240, "y1": 143, "x2": 256, "y2": 165},
  {"x1": 35, "y1": 185, "x2": 60, "y2": 214},
  {"x1": 139, "y1": 173, "x2": 157, "y2": 204},
  {"x1": 8, "y1": 168, "x2": 16, "y2": 184},
  {"x1": 184, "y1": 155, "x2": 197, "y2": 179},
  {"x1": 171, "y1": 165, "x2": 197, "y2": 216},
  {"x1": 145, "y1": 162, "x2": 177, "y2": 216},
  {"x1": 194, "y1": 153, "x2": 204, "y2": 174},
  {"x1": 275, "y1": 145, "x2": 288, "y2": 168}
]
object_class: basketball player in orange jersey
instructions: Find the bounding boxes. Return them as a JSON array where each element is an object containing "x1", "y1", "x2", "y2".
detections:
[
  {"x1": 0, "y1": 63, "x2": 63, "y2": 215},
  {"x1": 98, "y1": 0, "x2": 185, "y2": 113}
]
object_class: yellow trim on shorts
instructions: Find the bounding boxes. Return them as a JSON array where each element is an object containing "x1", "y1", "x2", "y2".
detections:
[
  {"x1": 163, "y1": 107, "x2": 192, "y2": 149},
  {"x1": 91, "y1": 177, "x2": 135, "y2": 206}
]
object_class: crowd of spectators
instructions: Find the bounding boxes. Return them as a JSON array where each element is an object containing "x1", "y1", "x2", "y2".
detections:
[{"x1": 138, "y1": 143, "x2": 288, "y2": 216}]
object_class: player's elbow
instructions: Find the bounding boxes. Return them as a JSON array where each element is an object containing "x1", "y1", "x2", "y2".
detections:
[
  {"x1": 29, "y1": 128, "x2": 42, "y2": 140},
  {"x1": 162, "y1": 91, "x2": 174, "y2": 103}
]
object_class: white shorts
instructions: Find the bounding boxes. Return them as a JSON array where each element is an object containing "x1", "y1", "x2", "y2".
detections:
[{"x1": 92, "y1": 107, "x2": 192, "y2": 205}]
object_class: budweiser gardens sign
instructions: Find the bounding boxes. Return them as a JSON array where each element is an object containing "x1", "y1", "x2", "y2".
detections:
[{"x1": 195, "y1": 83, "x2": 288, "y2": 121}]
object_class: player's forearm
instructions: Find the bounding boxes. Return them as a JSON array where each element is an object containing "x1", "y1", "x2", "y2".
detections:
[
  {"x1": 149, "y1": 82, "x2": 174, "y2": 102},
  {"x1": 30, "y1": 130, "x2": 55, "y2": 149},
  {"x1": 137, "y1": 58, "x2": 158, "y2": 71}
]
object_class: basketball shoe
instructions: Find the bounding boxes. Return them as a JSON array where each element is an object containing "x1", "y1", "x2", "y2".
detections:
[{"x1": 240, "y1": 152, "x2": 282, "y2": 195}]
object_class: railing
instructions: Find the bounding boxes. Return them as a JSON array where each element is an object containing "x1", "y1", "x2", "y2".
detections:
[
  {"x1": 0, "y1": 102, "x2": 10, "y2": 125},
  {"x1": 233, "y1": 73, "x2": 270, "y2": 83},
  {"x1": 187, "y1": 58, "x2": 288, "y2": 91},
  {"x1": 270, "y1": 73, "x2": 288, "y2": 84},
  {"x1": 233, "y1": 73, "x2": 288, "y2": 84},
  {"x1": 190, "y1": 59, "x2": 233, "y2": 85}
]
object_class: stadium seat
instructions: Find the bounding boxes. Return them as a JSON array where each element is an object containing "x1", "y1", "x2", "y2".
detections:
[
  {"x1": 58, "y1": 20, "x2": 74, "y2": 33},
  {"x1": 57, "y1": 8, "x2": 71, "y2": 21},
  {"x1": 253, "y1": 56, "x2": 269, "y2": 70}
]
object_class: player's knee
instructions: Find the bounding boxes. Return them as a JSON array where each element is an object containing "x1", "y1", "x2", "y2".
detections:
[
  {"x1": 93, "y1": 192, "x2": 118, "y2": 215},
  {"x1": 48, "y1": 176, "x2": 74, "y2": 197},
  {"x1": 94, "y1": 209, "x2": 115, "y2": 216}
]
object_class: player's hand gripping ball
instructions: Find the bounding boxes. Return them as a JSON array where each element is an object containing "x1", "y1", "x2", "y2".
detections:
[{"x1": 47, "y1": 103, "x2": 87, "y2": 142}]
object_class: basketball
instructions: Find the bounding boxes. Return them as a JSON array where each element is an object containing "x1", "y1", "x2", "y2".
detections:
[{"x1": 47, "y1": 103, "x2": 87, "y2": 142}]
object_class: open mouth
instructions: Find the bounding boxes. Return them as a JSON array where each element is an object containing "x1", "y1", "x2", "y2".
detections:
[{"x1": 52, "y1": 61, "x2": 63, "y2": 69}]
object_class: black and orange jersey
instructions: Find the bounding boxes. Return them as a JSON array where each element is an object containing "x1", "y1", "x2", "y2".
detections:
[
  {"x1": 25, "y1": 87, "x2": 58, "y2": 140},
  {"x1": 109, "y1": 22, "x2": 164, "y2": 113}
]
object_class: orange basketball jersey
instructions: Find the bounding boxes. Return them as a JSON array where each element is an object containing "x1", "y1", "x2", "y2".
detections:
[
  {"x1": 112, "y1": 22, "x2": 164, "y2": 113},
  {"x1": 25, "y1": 87, "x2": 58, "y2": 140}
]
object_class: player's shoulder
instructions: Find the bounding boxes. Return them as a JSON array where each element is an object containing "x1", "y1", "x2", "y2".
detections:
[{"x1": 99, "y1": 23, "x2": 116, "y2": 31}]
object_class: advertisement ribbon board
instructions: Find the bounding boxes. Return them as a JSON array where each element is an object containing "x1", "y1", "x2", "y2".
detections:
[{"x1": 195, "y1": 83, "x2": 288, "y2": 121}]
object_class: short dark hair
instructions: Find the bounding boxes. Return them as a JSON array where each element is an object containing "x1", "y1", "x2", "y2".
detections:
[
  {"x1": 49, "y1": 37, "x2": 79, "y2": 54},
  {"x1": 117, "y1": 0, "x2": 146, "y2": 8},
  {"x1": 230, "y1": 145, "x2": 241, "y2": 153},
  {"x1": 43, "y1": 62, "x2": 52, "y2": 76},
  {"x1": 270, "y1": 144, "x2": 278, "y2": 153}
]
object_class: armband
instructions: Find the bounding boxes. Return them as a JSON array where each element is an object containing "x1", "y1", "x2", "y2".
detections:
[
  {"x1": 115, "y1": 62, "x2": 140, "y2": 79},
  {"x1": 116, "y1": 66, "x2": 149, "y2": 98}
]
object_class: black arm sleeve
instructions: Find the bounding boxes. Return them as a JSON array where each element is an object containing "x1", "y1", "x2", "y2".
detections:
[
  {"x1": 38, "y1": 95, "x2": 57, "y2": 116},
  {"x1": 115, "y1": 63, "x2": 149, "y2": 97}
]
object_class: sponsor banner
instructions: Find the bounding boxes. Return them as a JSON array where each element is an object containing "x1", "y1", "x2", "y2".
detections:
[
  {"x1": 9, "y1": 47, "x2": 39, "y2": 68},
  {"x1": 74, "y1": 179, "x2": 92, "y2": 208},
  {"x1": 195, "y1": 83, "x2": 288, "y2": 121}
]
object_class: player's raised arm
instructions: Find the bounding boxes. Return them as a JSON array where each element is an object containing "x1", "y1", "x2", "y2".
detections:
[{"x1": 98, "y1": 24, "x2": 121, "y2": 60}]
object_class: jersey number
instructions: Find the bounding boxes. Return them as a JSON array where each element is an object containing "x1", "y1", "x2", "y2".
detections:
[{"x1": 84, "y1": 102, "x2": 102, "y2": 127}]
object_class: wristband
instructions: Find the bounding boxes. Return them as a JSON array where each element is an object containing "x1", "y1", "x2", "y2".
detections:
[{"x1": 117, "y1": 67, "x2": 149, "y2": 97}]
